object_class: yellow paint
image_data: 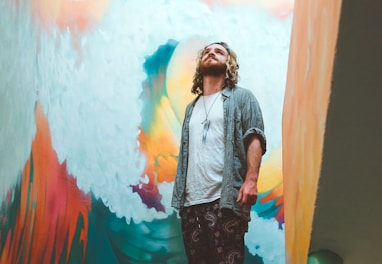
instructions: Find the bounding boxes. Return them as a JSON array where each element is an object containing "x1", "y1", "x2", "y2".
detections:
[
  {"x1": 258, "y1": 145, "x2": 283, "y2": 192},
  {"x1": 166, "y1": 38, "x2": 207, "y2": 123}
]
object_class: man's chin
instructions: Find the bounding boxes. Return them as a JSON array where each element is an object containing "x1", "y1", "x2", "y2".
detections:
[{"x1": 200, "y1": 65, "x2": 226, "y2": 76}]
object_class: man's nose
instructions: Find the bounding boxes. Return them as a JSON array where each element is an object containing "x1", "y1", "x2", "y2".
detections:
[{"x1": 207, "y1": 51, "x2": 216, "y2": 57}]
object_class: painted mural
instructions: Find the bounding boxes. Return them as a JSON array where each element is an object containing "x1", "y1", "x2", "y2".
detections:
[{"x1": 0, "y1": 0, "x2": 293, "y2": 263}]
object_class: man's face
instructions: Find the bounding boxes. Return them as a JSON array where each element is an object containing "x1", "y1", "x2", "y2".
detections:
[{"x1": 199, "y1": 43, "x2": 229, "y2": 76}]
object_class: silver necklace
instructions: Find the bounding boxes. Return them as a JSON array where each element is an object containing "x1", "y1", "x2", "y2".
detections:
[{"x1": 201, "y1": 91, "x2": 222, "y2": 142}]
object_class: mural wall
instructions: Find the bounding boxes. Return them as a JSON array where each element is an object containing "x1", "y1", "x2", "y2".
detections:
[{"x1": 0, "y1": 0, "x2": 293, "y2": 263}]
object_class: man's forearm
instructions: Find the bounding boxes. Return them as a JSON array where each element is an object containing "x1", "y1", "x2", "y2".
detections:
[
  {"x1": 237, "y1": 135, "x2": 263, "y2": 206},
  {"x1": 246, "y1": 135, "x2": 263, "y2": 182}
]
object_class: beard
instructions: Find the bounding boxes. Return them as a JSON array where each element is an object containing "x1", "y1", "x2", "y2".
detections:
[{"x1": 199, "y1": 61, "x2": 227, "y2": 76}]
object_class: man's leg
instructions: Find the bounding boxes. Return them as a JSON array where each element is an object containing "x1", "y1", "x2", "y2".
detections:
[
  {"x1": 180, "y1": 201, "x2": 247, "y2": 264},
  {"x1": 180, "y1": 205, "x2": 214, "y2": 264},
  {"x1": 203, "y1": 204, "x2": 248, "y2": 264}
]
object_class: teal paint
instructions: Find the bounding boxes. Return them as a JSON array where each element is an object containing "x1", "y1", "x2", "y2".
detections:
[{"x1": 308, "y1": 250, "x2": 343, "y2": 264}]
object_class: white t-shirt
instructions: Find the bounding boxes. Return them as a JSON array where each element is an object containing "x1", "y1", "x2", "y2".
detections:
[{"x1": 184, "y1": 92, "x2": 225, "y2": 206}]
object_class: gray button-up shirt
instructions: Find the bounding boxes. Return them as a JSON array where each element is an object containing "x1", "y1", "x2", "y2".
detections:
[{"x1": 171, "y1": 86, "x2": 266, "y2": 221}]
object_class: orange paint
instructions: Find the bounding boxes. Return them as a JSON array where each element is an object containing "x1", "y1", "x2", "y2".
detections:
[
  {"x1": 283, "y1": 0, "x2": 342, "y2": 263},
  {"x1": 31, "y1": 0, "x2": 109, "y2": 33},
  {"x1": 0, "y1": 103, "x2": 91, "y2": 263},
  {"x1": 201, "y1": 0, "x2": 294, "y2": 18},
  {"x1": 29, "y1": 0, "x2": 109, "y2": 60},
  {"x1": 139, "y1": 126, "x2": 178, "y2": 184}
]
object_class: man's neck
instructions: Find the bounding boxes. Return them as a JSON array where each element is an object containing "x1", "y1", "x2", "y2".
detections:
[{"x1": 202, "y1": 75, "x2": 225, "y2": 96}]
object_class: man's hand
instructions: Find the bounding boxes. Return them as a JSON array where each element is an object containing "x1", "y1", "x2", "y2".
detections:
[{"x1": 237, "y1": 177, "x2": 258, "y2": 206}]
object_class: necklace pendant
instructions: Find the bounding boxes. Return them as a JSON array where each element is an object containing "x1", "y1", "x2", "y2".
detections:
[
  {"x1": 204, "y1": 119, "x2": 210, "y2": 129},
  {"x1": 202, "y1": 119, "x2": 210, "y2": 143}
]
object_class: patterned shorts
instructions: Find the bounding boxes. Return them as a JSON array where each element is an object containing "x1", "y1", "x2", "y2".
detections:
[{"x1": 180, "y1": 200, "x2": 248, "y2": 264}]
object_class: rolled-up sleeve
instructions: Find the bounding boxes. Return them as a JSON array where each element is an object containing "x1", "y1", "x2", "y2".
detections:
[{"x1": 241, "y1": 91, "x2": 266, "y2": 155}]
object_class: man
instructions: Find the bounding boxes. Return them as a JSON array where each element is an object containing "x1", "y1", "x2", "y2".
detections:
[{"x1": 172, "y1": 42, "x2": 266, "y2": 264}]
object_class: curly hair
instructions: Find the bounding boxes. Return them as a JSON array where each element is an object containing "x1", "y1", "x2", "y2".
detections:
[{"x1": 191, "y1": 42, "x2": 239, "y2": 95}]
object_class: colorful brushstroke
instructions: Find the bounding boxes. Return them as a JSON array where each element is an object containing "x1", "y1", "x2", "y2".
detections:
[
  {"x1": 0, "y1": 103, "x2": 91, "y2": 263},
  {"x1": 255, "y1": 146, "x2": 284, "y2": 227},
  {"x1": 132, "y1": 40, "x2": 180, "y2": 212}
]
